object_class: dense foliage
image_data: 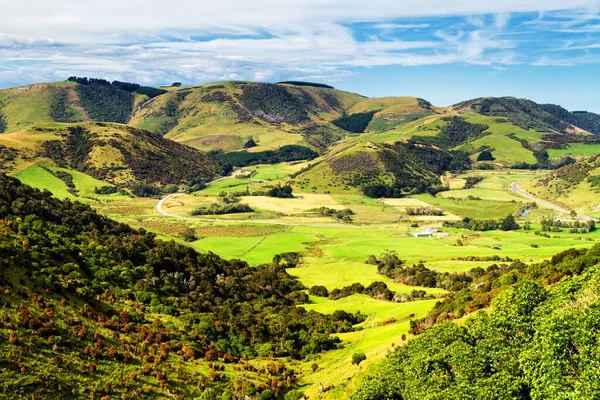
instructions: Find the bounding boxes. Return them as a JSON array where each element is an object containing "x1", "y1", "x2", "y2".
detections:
[
  {"x1": 456, "y1": 97, "x2": 568, "y2": 133},
  {"x1": 68, "y1": 76, "x2": 166, "y2": 98},
  {"x1": 267, "y1": 185, "x2": 293, "y2": 198},
  {"x1": 191, "y1": 203, "x2": 254, "y2": 215},
  {"x1": 444, "y1": 215, "x2": 520, "y2": 231},
  {"x1": 476, "y1": 150, "x2": 495, "y2": 161},
  {"x1": 76, "y1": 84, "x2": 134, "y2": 123},
  {"x1": 277, "y1": 82, "x2": 334, "y2": 89},
  {"x1": 411, "y1": 117, "x2": 489, "y2": 148},
  {"x1": 49, "y1": 88, "x2": 81, "y2": 123},
  {"x1": 354, "y1": 244, "x2": 600, "y2": 400},
  {"x1": 332, "y1": 111, "x2": 378, "y2": 133},
  {"x1": 0, "y1": 110, "x2": 6, "y2": 133},
  {"x1": 540, "y1": 103, "x2": 600, "y2": 135},
  {"x1": 217, "y1": 145, "x2": 318, "y2": 167},
  {"x1": 238, "y1": 83, "x2": 311, "y2": 125}
]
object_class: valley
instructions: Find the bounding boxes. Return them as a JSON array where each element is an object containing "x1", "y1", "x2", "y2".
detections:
[{"x1": 1, "y1": 78, "x2": 600, "y2": 399}]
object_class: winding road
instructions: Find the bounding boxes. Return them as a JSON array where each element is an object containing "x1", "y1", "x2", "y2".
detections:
[{"x1": 510, "y1": 182, "x2": 597, "y2": 222}]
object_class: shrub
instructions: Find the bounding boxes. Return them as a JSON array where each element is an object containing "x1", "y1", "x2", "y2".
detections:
[
  {"x1": 130, "y1": 183, "x2": 160, "y2": 197},
  {"x1": 268, "y1": 185, "x2": 293, "y2": 198},
  {"x1": 477, "y1": 150, "x2": 495, "y2": 161},
  {"x1": 191, "y1": 203, "x2": 254, "y2": 215}
]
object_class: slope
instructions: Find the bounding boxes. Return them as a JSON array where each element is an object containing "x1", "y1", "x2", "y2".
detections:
[
  {"x1": 521, "y1": 154, "x2": 600, "y2": 215},
  {"x1": 129, "y1": 81, "x2": 367, "y2": 152},
  {"x1": 291, "y1": 141, "x2": 467, "y2": 196},
  {"x1": 0, "y1": 173, "x2": 362, "y2": 399},
  {"x1": 0, "y1": 122, "x2": 228, "y2": 186}
]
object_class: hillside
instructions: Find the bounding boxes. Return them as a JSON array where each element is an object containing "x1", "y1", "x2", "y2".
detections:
[
  {"x1": 0, "y1": 122, "x2": 228, "y2": 187},
  {"x1": 521, "y1": 154, "x2": 600, "y2": 215},
  {"x1": 291, "y1": 141, "x2": 468, "y2": 196},
  {"x1": 0, "y1": 173, "x2": 365, "y2": 399},
  {"x1": 3, "y1": 80, "x2": 600, "y2": 166},
  {"x1": 353, "y1": 245, "x2": 600, "y2": 399}
]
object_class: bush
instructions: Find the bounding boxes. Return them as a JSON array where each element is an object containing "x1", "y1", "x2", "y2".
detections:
[
  {"x1": 309, "y1": 285, "x2": 329, "y2": 297},
  {"x1": 191, "y1": 203, "x2": 254, "y2": 215},
  {"x1": 163, "y1": 184, "x2": 179, "y2": 194},
  {"x1": 217, "y1": 145, "x2": 318, "y2": 167},
  {"x1": 94, "y1": 186, "x2": 117, "y2": 195},
  {"x1": 333, "y1": 111, "x2": 377, "y2": 133},
  {"x1": 268, "y1": 185, "x2": 293, "y2": 198},
  {"x1": 130, "y1": 183, "x2": 160, "y2": 197},
  {"x1": 477, "y1": 150, "x2": 495, "y2": 161}
]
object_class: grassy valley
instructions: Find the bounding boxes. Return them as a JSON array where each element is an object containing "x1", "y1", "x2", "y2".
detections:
[{"x1": 2, "y1": 78, "x2": 600, "y2": 399}]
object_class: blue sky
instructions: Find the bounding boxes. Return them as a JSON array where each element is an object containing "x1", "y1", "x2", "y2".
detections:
[{"x1": 1, "y1": 1, "x2": 599, "y2": 111}]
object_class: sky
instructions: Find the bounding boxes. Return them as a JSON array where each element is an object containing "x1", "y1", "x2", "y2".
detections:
[{"x1": 1, "y1": 1, "x2": 600, "y2": 111}]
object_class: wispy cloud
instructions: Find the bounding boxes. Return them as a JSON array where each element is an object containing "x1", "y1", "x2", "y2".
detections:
[{"x1": 0, "y1": 1, "x2": 598, "y2": 86}]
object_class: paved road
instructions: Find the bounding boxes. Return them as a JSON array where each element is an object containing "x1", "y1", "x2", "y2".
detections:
[{"x1": 510, "y1": 182, "x2": 597, "y2": 222}]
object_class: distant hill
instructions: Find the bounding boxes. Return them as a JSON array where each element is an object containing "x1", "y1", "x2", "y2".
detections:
[
  {"x1": 0, "y1": 122, "x2": 228, "y2": 186},
  {"x1": 2, "y1": 80, "x2": 600, "y2": 165},
  {"x1": 291, "y1": 141, "x2": 468, "y2": 196}
]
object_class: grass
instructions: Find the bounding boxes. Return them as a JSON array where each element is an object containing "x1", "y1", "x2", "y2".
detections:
[
  {"x1": 414, "y1": 194, "x2": 523, "y2": 219},
  {"x1": 438, "y1": 172, "x2": 538, "y2": 202},
  {"x1": 466, "y1": 134, "x2": 536, "y2": 164},
  {"x1": 548, "y1": 143, "x2": 600, "y2": 159},
  {"x1": 12, "y1": 165, "x2": 77, "y2": 200},
  {"x1": 289, "y1": 258, "x2": 446, "y2": 296},
  {"x1": 241, "y1": 194, "x2": 344, "y2": 213},
  {"x1": 299, "y1": 296, "x2": 438, "y2": 399}
]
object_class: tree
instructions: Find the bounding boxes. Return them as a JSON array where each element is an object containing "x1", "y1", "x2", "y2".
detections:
[
  {"x1": 500, "y1": 214, "x2": 519, "y2": 231},
  {"x1": 352, "y1": 352, "x2": 367, "y2": 365},
  {"x1": 171, "y1": 82, "x2": 182, "y2": 87},
  {"x1": 477, "y1": 150, "x2": 495, "y2": 161}
]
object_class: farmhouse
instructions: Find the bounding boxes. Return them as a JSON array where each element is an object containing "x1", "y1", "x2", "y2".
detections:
[
  {"x1": 413, "y1": 227, "x2": 435, "y2": 238},
  {"x1": 412, "y1": 226, "x2": 449, "y2": 238},
  {"x1": 413, "y1": 231, "x2": 433, "y2": 238}
]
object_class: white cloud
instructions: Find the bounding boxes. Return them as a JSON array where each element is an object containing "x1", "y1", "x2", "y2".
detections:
[{"x1": 0, "y1": 1, "x2": 598, "y2": 86}]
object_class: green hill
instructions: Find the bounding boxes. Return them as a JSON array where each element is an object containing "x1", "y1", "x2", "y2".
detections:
[
  {"x1": 0, "y1": 122, "x2": 228, "y2": 187},
  {"x1": 522, "y1": 154, "x2": 600, "y2": 215},
  {"x1": 292, "y1": 141, "x2": 468, "y2": 196},
  {"x1": 2, "y1": 80, "x2": 600, "y2": 165},
  {"x1": 353, "y1": 245, "x2": 600, "y2": 400}
]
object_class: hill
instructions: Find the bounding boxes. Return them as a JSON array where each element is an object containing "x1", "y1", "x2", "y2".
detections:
[
  {"x1": 0, "y1": 122, "x2": 228, "y2": 187},
  {"x1": 521, "y1": 154, "x2": 600, "y2": 215},
  {"x1": 353, "y1": 245, "x2": 600, "y2": 399},
  {"x1": 291, "y1": 141, "x2": 469, "y2": 196},
  {"x1": 3, "y1": 80, "x2": 600, "y2": 166}
]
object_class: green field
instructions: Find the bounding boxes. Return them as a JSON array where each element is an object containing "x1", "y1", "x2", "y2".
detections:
[
  {"x1": 548, "y1": 143, "x2": 600, "y2": 159},
  {"x1": 12, "y1": 165, "x2": 77, "y2": 200}
]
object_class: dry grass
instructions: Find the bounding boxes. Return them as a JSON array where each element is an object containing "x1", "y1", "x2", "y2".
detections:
[{"x1": 241, "y1": 194, "x2": 345, "y2": 213}]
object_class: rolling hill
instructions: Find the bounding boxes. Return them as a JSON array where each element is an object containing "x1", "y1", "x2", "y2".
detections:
[
  {"x1": 521, "y1": 154, "x2": 600, "y2": 215},
  {"x1": 0, "y1": 122, "x2": 228, "y2": 187},
  {"x1": 2, "y1": 79, "x2": 600, "y2": 171},
  {"x1": 291, "y1": 141, "x2": 467, "y2": 196}
]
